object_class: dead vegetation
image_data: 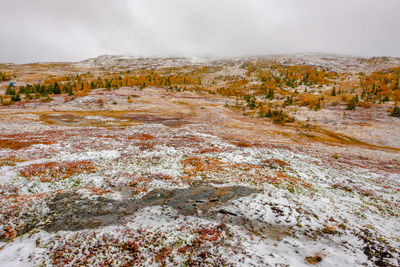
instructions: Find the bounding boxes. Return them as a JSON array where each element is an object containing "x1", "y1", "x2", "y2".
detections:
[
  {"x1": 20, "y1": 161, "x2": 97, "y2": 182},
  {"x1": 0, "y1": 55, "x2": 399, "y2": 266},
  {"x1": 0, "y1": 134, "x2": 56, "y2": 150}
]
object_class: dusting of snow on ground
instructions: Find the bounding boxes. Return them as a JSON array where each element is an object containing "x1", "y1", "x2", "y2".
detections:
[{"x1": 0, "y1": 55, "x2": 399, "y2": 266}]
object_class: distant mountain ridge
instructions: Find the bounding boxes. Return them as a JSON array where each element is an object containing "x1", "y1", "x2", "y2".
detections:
[{"x1": 78, "y1": 53, "x2": 400, "y2": 73}]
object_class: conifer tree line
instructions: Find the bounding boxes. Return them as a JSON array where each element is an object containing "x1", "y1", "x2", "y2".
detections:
[
  {"x1": 2, "y1": 64, "x2": 400, "y2": 119},
  {"x1": 2, "y1": 70, "x2": 203, "y2": 102}
]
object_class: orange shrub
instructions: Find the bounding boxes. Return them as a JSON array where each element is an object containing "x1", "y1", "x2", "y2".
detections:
[
  {"x1": 182, "y1": 157, "x2": 225, "y2": 176},
  {"x1": 20, "y1": 161, "x2": 96, "y2": 182},
  {"x1": 0, "y1": 139, "x2": 55, "y2": 150},
  {"x1": 127, "y1": 133, "x2": 154, "y2": 141},
  {"x1": 233, "y1": 141, "x2": 253, "y2": 148}
]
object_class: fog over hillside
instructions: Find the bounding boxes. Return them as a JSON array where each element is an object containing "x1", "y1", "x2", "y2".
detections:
[{"x1": 1, "y1": 0, "x2": 400, "y2": 63}]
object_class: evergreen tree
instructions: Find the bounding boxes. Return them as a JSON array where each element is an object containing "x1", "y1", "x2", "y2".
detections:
[
  {"x1": 390, "y1": 105, "x2": 400, "y2": 117},
  {"x1": 5, "y1": 86, "x2": 16, "y2": 95},
  {"x1": 346, "y1": 96, "x2": 357, "y2": 111},
  {"x1": 361, "y1": 89, "x2": 366, "y2": 99},
  {"x1": 283, "y1": 95, "x2": 293, "y2": 107},
  {"x1": 266, "y1": 88, "x2": 274, "y2": 99},
  {"x1": 331, "y1": 87, "x2": 336, "y2": 96},
  {"x1": 53, "y1": 82, "x2": 61, "y2": 94},
  {"x1": 314, "y1": 99, "x2": 321, "y2": 111}
]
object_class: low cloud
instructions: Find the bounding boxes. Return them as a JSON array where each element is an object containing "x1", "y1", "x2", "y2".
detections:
[{"x1": 1, "y1": 0, "x2": 399, "y2": 63}]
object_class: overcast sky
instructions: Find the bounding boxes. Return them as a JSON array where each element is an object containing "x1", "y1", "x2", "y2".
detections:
[{"x1": 1, "y1": 0, "x2": 399, "y2": 63}]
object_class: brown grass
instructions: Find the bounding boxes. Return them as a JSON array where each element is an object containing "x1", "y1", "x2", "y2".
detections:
[
  {"x1": 305, "y1": 252, "x2": 325, "y2": 265},
  {"x1": 0, "y1": 157, "x2": 26, "y2": 167},
  {"x1": 0, "y1": 138, "x2": 55, "y2": 150},
  {"x1": 182, "y1": 157, "x2": 225, "y2": 175},
  {"x1": 314, "y1": 128, "x2": 400, "y2": 152},
  {"x1": 196, "y1": 147, "x2": 223, "y2": 154},
  {"x1": 20, "y1": 161, "x2": 97, "y2": 182},
  {"x1": 128, "y1": 133, "x2": 154, "y2": 141},
  {"x1": 262, "y1": 159, "x2": 289, "y2": 168},
  {"x1": 274, "y1": 171, "x2": 311, "y2": 188},
  {"x1": 291, "y1": 124, "x2": 400, "y2": 152},
  {"x1": 233, "y1": 141, "x2": 253, "y2": 148}
]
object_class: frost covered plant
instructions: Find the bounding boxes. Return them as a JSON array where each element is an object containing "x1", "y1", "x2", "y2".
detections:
[
  {"x1": 20, "y1": 161, "x2": 96, "y2": 182},
  {"x1": 0, "y1": 192, "x2": 48, "y2": 240},
  {"x1": 38, "y1": 223, "x2": 236, "y2": 266},
  {"x1": 305, "y1": 251, "x2": 326, "y2": 264}
]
